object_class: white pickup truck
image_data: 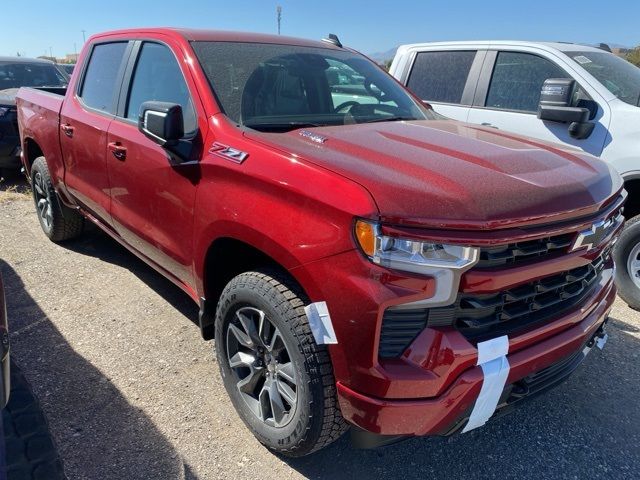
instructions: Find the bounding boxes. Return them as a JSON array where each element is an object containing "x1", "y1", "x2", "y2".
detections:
[{"x1": 390, "y1": 41, "x2": 640, "y2": 309}]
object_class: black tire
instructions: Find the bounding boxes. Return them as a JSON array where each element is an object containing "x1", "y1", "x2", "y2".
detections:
[
  {"x1": 30, "y1": 157, "x2": 83, "y2": 242},
  {"x1": 613, "y1": 214, "x2": 640, "y2": 310},
  {"x1": 2, "y1": 360, "x2": 66, "y2": 479},
  {"x1": 214, "y1": 270, "x2": 348, "y2": 457}
]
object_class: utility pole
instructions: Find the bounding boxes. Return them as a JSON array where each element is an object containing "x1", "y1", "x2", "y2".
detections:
[
  {"x1": 277, "y1": 6, "x2": 282, "y2": 35},
  {"x1": 81, "y1": 30, "x2": 86, "y2": 44},
  {"x1": 49, "y1": 46, "x2": 53, "y2": 61}
]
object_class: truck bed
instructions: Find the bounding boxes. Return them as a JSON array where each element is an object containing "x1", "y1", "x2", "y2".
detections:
[{"x1": 16, "y1": 86, "x2": 66, "y2": 181}]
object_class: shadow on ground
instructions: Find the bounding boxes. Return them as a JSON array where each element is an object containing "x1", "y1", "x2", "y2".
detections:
[{"x1": 0, "y1": 260, "x2": 200, "y2": 480}]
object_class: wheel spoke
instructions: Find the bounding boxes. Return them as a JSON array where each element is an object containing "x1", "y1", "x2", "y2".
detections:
[
  {"x1": 269, "y1": 328, "x2": 283, "y2": 353},
  {"x1": 236, "y1": 308, "x2": 265, "y2": 347},
  {"x1": 237, "y1": 366, "x2": 264, "y2": 395},
  {"x1": 276, "y1": 377, "x2": 297, "y2": 407},
  {"x1": 276, "y1": 362, "x2": 295, "y2": 384},
  {"x1": 229, "y1": 351, "x2": 255, "y2": 369},
  {"x1": 268, "y1": 378, "x2": 288, "y2": 425},
  {"x1": 34, "y1": 181, "x2": 44, "y2": 196},
  {"x1": 228, "y1": 323, "x2": 253, "y2": 348}
]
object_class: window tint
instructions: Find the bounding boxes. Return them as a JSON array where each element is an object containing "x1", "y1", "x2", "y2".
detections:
[
  {"x1": 126, "y1": 42, "x2": 197, "y2": 134},
  {"x1": 191, "y1": 41, "x2": 432, "y2": 131},
  {"x1": 0, "y1": 62, "x2": 67, "y2": 89},
  {"x1": 486, "y1": 52, "x2": 569, "y2": 112},
  {"x1": 79, "y1": 42, "x2": 127, "y2": 113},
  {"x1": 567, "y1": 51, "x2": 640, "y2": 106},
  {"x1": 406, "y1": 51, "x2": 476, "y2": 104}
]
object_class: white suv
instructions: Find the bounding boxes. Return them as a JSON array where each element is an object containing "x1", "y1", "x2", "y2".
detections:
[{"x1": 390, "y1": 41, "x2": 640, "y2": 309}]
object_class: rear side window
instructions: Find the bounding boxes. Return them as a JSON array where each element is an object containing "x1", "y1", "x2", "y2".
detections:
[
  {"x1": 125, "y1": 42, "x2": 197, "y2": 134},
  {"x1": 79, "y1": 42, "x2": 128, "y2": 113},
  {"x1": 406, "y1": 51, "x2": 476, "y2": 104},
  {"x1": 485, "y1": 52, "x2": 569, "y2": 112}
]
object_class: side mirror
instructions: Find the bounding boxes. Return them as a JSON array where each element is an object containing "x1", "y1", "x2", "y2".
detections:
[
  {"x1": 138, "y1": 101, "x2": 184, "y2": 147},
  {"x1": 537, "y1": 78, "x2": 594, "y2": 139}
]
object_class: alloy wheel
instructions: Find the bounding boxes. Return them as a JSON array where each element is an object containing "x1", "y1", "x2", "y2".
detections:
[
  {"x1": 225, "y1": 306, "x2": 298, "y2": 427},
  {"x1": 33, "y1": 172, "x2": 53, "y2": 230},
  {"x1": 627, "y1": 242, "x2": 640, "y2": 289}
]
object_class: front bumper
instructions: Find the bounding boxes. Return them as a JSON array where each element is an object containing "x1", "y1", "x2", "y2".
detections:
[
  {"x1": 291, "y1": 202, "x2": 621, "y2": 438},
  {"x1": 338, "y1": 278, "x2": 613, "y2": 437}
]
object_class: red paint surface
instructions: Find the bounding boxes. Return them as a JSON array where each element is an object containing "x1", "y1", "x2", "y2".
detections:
[{"x1": 16, "y1": 28, "x2": 623, "y2": 436}]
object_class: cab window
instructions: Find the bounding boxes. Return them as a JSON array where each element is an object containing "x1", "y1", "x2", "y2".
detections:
[
  {"x1": 125, "y1": 42, "x2": 197, "y2": 134},
  {"x1": 485, "y1": 52, "x2": 569, "y2": 112},
  {"x1": 79, "y1": 42, "x2": 128, "y2": 113},
  {"x1": 406, "y1": 51, "x2": 477, "y2": 105}
]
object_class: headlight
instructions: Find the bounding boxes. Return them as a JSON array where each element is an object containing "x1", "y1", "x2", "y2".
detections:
[
  {"x1": 355, "y1": 219, "x2": 479, "y2": 274},
  {"x1": 355, "y1": 219, "x2": 479, "y2": 307}
]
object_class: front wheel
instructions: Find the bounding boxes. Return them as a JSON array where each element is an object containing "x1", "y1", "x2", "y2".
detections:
[
  {"x1": 613, "y1": 214, "x2": 640, "y2": 310},
  {"x1": 214, "y1": 271, "x2": 348, "y2": 457}
]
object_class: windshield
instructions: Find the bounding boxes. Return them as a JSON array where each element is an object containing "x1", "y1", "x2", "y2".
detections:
[
  {"x1": 567, "y1": 51, "x2": 640, "y2": 106},
  {"x1": 192, "y1": 41, "x2": 434, "y2": 131},
  {"x1": 0, "y1": 62, "x2": 68, "y2": 89}
]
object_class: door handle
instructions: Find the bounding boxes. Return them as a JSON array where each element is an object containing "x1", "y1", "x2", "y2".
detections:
[
  {"x1": 60, "y1": 124, "x2": 74, "y2": 138},
  {"x1": 481, "y1": 122, "x2": 499, "y2": 129},
  {"x1": 108, "y1": 142, "x2": 127, "y2": 161}
]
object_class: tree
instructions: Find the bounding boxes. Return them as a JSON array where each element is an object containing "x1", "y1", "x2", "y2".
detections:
[{"x1": 626, "y1": 47, "x2": 640, "y2": 67}]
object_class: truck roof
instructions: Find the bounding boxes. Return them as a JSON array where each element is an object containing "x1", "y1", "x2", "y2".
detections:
[
  {"x1": 396, "y1": 40, "x2": 607, "y2": 54},
  {"x1": 0, "y1": 56, "x2": 56, "y2": 64},
  {"x1": 91, "y1": 27, "x2": 342, "y2": 51}
]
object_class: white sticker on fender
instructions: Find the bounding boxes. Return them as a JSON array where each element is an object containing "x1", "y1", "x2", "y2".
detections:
[
  {"x1": 304, "y1": 301, "x2": 338, "y2": 345},
  {"x1": 462, "y1": 335, "x2": 510, "y2": 433}
]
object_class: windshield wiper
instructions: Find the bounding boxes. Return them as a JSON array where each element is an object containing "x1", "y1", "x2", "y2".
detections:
[
  {"x1": 244, "y1": 121, "x2": 324, "y2": 132},
  {"x1": 359, "y1": 116, "x2": 416, "y2": 124}
]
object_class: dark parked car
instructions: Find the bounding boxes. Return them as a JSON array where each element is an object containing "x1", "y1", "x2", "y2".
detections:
[
  {"x1": 60, "y1": 64, "x2": 75, "y2": 75},
  {"x1": 0, "y1": 57, "x2": 68, "y2": 171}
]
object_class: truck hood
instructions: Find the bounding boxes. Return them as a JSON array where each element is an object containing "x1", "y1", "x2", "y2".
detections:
[
  {"x1": 0, "y1": 89, "x2": 18, "y2": 106},
  {"x1": 245, "y1": 120, "x2": 621, "y2": 229}
]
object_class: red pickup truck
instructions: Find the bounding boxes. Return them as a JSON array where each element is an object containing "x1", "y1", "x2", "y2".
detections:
[{"x1": 16, "y1": 28, "x2": 623, "y2": 456}]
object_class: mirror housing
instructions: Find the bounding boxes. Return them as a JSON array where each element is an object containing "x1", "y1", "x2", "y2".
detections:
[
  {"x1": 138, "y1": 101, "x2": 184, "y2": 147},
  {"x1": 537, "y1": 78, "x2": 595, "y2": 139}
]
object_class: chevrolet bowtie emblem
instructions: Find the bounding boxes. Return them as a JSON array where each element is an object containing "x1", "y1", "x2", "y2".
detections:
[{"x1": 571, "y1": 214, "x2": 622, "y2": 252}]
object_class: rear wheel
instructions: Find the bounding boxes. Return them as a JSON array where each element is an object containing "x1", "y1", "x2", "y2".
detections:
[
  {"x1": 613, "y1": 214, "x2": 640, "y2": 310},
  {"x1": 30, "y1": 157, "x2": 84, "y2": 242},
  {"x1": 214, "y1": 271, "x2": 347, "y2": 457}
]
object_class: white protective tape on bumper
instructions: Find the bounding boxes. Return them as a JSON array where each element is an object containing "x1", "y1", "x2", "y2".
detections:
[
  {"x1": 462, "y1": 335, "x2": 510, "y2": 433},
  {"x1": 304, "y1": 301, "x2": 338, "y2": 345}
]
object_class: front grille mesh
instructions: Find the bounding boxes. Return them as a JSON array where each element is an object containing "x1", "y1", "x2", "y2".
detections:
[
  {"x1": 378, "y1": 254, "x2": 608, "y2": 357},
  {"x1": 436, "y1": 254, "x2": 606, "y2": 342},
  {"x1": 477, "y1": 233, "x2": 574, "y2": 268}
]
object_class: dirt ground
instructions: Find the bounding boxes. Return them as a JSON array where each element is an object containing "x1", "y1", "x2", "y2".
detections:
[{"x1": 1, "y1": 175, "x2": 639, "y2": 479}]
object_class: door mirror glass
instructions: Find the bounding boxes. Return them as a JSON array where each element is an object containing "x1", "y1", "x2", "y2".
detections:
[{"x1": 138, "y1": 101, "x2": 184, "y2": 147}]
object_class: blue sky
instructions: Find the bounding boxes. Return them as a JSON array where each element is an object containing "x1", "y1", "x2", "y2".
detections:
[{"x1": 2, "y1": 0, "x2": 638, "y2": 58}]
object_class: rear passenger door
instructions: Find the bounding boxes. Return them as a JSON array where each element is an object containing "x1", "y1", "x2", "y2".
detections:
[
  {"x1": 403, "y1": 49, "x2": 485, "y2": 122},
  {"x1": 61, "y1": 41, "x2": 131, "y2": 223},
  {"x1": 466, "y1": 50, "x2": 609, "y2": 155},
  {"x1": 105, "y1": 40, "x2": 202, "y2": 286}
]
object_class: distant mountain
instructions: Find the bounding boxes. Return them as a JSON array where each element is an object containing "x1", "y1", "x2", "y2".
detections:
[{"x1": 367, "y1": 47, "x2": 398, "y2": 63}]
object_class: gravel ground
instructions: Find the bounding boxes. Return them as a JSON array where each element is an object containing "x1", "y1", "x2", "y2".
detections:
[{"x1": 1, "y1": 178, "x2": 639, "y2": 479}]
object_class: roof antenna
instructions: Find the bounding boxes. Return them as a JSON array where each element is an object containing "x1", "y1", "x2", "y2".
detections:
[
  {"x1": 598, "y1": 43, "x2": 612, "y2": 52},
  {"x1": 322, "y1": 34, "x2": 343, "y2": 48}
]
